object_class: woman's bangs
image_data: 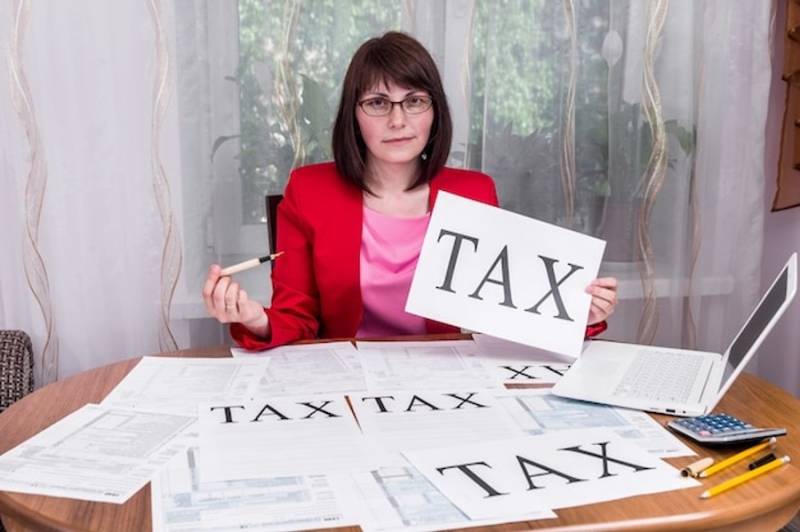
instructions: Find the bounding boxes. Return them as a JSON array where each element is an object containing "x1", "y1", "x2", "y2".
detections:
[{"x1": 354, "y1": 52, "x2": 432, "y2": 96}]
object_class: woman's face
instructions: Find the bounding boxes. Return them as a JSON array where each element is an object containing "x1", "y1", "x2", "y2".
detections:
[{"x1": 355, "y1": 80, "x2": 434, "y2": 170}]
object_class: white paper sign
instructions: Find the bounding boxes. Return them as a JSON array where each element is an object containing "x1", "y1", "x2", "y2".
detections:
[
  {"x1": 349, "y1": 458, "x2": 556, "y2": 531},
  {"x1": 198, "y1": 395, "x2": 374, "y2": 482},
  {"x1": 349, "y1": 390, "x2": 525, "y2": 455},
  {"x1": 404, "y1": 428, "x2": 698, "y2": 520},
  {"x1": 406, "y1": 192, "x2": 605, "y2": 357}
]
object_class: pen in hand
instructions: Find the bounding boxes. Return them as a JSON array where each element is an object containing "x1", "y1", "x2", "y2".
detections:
[{"x1": 220, "y1": 251, "x2": 284, "y2": 276}]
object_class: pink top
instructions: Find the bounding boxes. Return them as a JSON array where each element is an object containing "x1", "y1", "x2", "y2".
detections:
[{"x1": 356, "y1": 206, "x2": 430, "y2": 338}]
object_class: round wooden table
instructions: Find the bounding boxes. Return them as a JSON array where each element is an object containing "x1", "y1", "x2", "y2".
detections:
[{"x1": 1, "y1": 343, "x2": 799, "y2": 531}]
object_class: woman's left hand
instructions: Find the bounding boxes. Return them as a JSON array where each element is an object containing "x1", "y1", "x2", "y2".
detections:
[{"x1": 586, "y1": 277, "x2": 618, "y2": 325}]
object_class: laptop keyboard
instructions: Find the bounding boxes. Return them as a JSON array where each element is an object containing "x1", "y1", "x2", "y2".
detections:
[{"x1": 613, "y1": 350, "x2": 703, "y2": 403}]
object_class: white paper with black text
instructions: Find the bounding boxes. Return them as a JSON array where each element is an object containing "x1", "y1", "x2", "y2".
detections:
[
  {"x1": 0, "y1": 404, "x2": 194, "y2": 503},
  {"x1": 406, "y1": 192, "x2": 605, "y2": 357},
  {"x1": 473, "y1": 334, "x2": 581, "y2": 359},
  {"x1": 231, "y1": 341, "x2": 366, "y2": 396},
  {"x1": 355, "y1": 340, "x2": 498, "y2": 391},
  {"x1": 349, "y1": 390, "x2": 525, "y2": 459},
  {"x1": 101, "y1": 356, "x2": 269, "y2": 417},
  {"x1": 495, "y1": 389, "x2": 695, "y2": 458},
  {"x1": 470, "y1": 334, "x2": 578, "y2": 385},
  {"x1": 403, "y1": 428, "x2": 698, "y2": 520},
  {"x1": 151, "y1": 443, "x2": 360, "y2": 532},
  {"x1": 198, "y1": 395, "x2": 374, "y2": 482},
  {"x1": 348, "y1": 457, "x2": 556, "y2": 532}
]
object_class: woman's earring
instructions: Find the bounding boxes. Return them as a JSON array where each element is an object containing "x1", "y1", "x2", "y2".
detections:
[{"x1": 421, "y1": 152, "x2": 428, "y2": 161}]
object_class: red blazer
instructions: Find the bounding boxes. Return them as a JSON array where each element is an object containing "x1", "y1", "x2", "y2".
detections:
[{"x1": 231, "y1": 162, "x2": 606, "y2": 350}]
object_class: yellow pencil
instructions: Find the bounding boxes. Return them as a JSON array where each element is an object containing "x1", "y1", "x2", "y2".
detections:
[
  {"x1": 700, "y1": 455, "x2": 790, "y2": 499},
  {"x1": 697, "y1": 437, "x2": 777, "y2": 478}
]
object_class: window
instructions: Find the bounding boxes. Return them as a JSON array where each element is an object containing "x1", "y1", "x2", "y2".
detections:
[
  {"x1": 171, "y1": 0, "x2": 697, "y2": 322},
  {"x1": 237, "y1": 0, "x2": 402, "y2": 224}
]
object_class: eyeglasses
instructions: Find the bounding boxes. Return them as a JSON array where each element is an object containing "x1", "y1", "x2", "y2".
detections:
[{"x1": 357, "y1": 94, "x2": 433, "y2": 117}]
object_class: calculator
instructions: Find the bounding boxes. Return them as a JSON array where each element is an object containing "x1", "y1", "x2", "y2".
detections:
[{"x1": 666, "y1": 413, "x2": 787, "y2": 446}]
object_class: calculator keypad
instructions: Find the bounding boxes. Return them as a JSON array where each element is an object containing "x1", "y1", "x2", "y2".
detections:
[{"x1": 673, "y1": 414, "x2": 753, "y2": 437}]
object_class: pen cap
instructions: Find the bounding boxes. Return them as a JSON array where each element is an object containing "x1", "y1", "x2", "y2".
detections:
[{"x1": 748, "y1": 452, "x2": 777, "y2": 470}]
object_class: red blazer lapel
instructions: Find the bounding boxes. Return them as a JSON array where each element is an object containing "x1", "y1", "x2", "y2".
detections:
[{"x1": 337, "y1": 180, "x2": 364, "y2": 336}]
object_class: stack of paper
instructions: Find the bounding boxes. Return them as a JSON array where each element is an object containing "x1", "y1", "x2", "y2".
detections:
[{"x1": 0, "y1": 340, "x2": 700, "y2": 532}]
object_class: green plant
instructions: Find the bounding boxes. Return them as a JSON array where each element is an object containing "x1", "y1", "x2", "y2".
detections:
[{"x1": 585, "y1": 102, "x2": 696, "y2": 201}]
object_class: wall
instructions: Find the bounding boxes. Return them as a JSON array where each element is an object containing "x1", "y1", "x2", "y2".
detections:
[{"x1": 759, "y1": 0, "x2": 800, "y2": 398}]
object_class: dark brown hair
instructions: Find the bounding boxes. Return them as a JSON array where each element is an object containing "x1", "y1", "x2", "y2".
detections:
[{"x1": 332, "y1": 32, "x2": 452, "y2": 191}]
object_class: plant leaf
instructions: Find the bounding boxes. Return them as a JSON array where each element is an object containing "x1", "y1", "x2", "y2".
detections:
[
  {"x1": 300, "y1": 75, "x2": 332, "y2": 157},
  {"x1": 211, "y1": 134, "x2": 241, "y2": 161}
]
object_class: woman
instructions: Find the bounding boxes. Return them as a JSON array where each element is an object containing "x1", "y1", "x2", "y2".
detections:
[{"x1": 203, "y1": 32, "x2": 617, "y2": 350}]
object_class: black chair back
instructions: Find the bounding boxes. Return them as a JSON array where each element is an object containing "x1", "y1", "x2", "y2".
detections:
[
  {"x1": 0, "y1": 330, "x2": 34, "y2": 413},
  {"x1": 265, "y1": 194, "x2": 284, "y2": 255}
]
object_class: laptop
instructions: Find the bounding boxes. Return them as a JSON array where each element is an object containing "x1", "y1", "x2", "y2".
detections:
[{"x1": 552, "y1": 253, "x2": 797, "y2": 416}]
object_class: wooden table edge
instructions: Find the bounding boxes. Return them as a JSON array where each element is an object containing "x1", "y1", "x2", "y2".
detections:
[{"x1": 1, "y1": 340, "x2": 800, "y2": 531}]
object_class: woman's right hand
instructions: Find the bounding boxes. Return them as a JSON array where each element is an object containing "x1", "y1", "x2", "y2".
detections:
[{"x1": 202, "y1": 265, "x2": 270, "y2": 337}]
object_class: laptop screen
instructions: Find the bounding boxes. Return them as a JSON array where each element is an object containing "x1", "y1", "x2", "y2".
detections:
[{"x1": 721, "y1": 266, "x2": 789, "y2": 387}]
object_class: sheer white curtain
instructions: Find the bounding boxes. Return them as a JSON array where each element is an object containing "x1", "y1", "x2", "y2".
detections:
[
  {"x1": 0, "y1": 0, "x2": 776, "y2": 387},
  {"x1": 433, "y1": 0, "x2": 770, "y2": 357},
  {"x1": 690, "y1": 0, "x2": 773, "y2": 353},
  {"x1": 0, "y1": 0, "x2": 182, "y2": 382}
]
